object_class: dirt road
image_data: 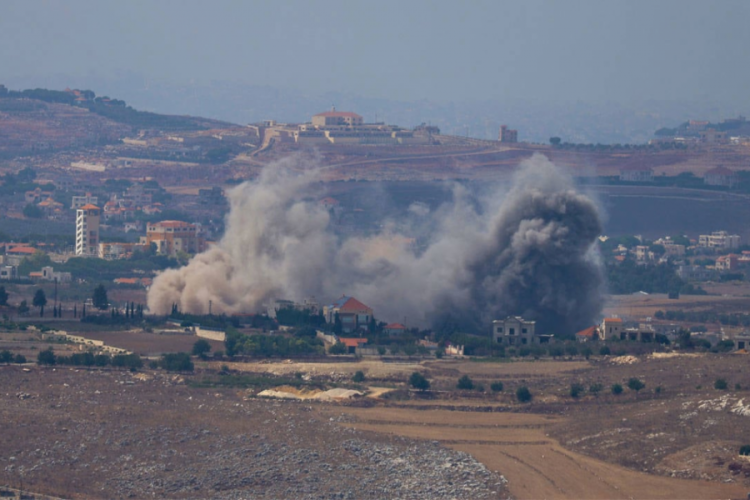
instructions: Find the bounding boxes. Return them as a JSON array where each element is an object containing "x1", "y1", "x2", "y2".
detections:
[{"x1": 332, "y1": 406, "x2": 747, "y2": 500}]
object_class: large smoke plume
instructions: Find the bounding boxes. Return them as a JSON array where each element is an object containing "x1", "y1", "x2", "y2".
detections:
[{"x1": 148, "y1": 153, "x2": 604, "y2": 334}]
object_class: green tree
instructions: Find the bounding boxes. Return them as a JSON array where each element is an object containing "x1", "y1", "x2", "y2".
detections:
[
  {"x1": 714, "y1": 378, "x2": 728, "y2": 390},
  {"x1": 17, "y1": 300, "x2": 29, "y2": 315},
  {"x1": 516, "y1": 386, "x2": 532, "y2": 403},
  {"x1": 627, "y1": 377, "x2": 645, "y2": 394},
  {"x1": 159, "y1": 352, "x2": 194, "y2": 372},
  {"x1": 409, "y1": 371, "x2": 430, "y2": 391},
  {"x1": 549, "y1": 136, "x2": 562, "y2": 146},
  {"x1": 589, "y1": 383, "x2": 603, "y2": 396},
  {"x1": 14, "y1": 354, "x2": 26, "y2": 364},
  {"x1": 0, "y1": 286, "x2": 8, "y2": 306},
  {"x1": 333, "y1": 312, "x2": 343, "y2": 335},
  {"x1": 92, "y1": 284, "x2": 109, "y2": 310},
  {"x1": 457, "y1": 375, "x2": 474, "y2": 390},
  {"x1": 329, "y1": 342, "x2": 347, "y2": 355},
  {"x1": 352, "y1": 370, "x2": 365, "y2": 383},
  {"x1": 611, "y1": 383, "x2": 623, "y2": 395},
  {"x1": 37, "y1": 348, "x2": 56, "y2": 365},
  {"x1": 599, "y1": 345, "x2": 611, "y2": 356},
  {"x1": 32, "y1": 288, "x2": 47, "y2": 317},
  {"x1": 491, "y1": 381, "x2": 504, "y2": 392},
  {"x1": 403, "y1": 344, "x2": 417, "y2": 357},
  {"x1": 23, "y1": 203, "x2": 43, "y2": 219},
  {"x1": 192, "y1": 339, "x2": 212, "y2": 358},
  {"x1": 0, "y1": 350, "x2": 12, "y2": 364},
  {"x1": 570, "y1": 383, "x2": 585, "y2": 398}
]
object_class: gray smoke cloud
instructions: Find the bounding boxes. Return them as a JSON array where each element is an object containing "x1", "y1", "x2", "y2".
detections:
[{"x1": 148, "y1": 153, "x2": 604, "y2": 335}]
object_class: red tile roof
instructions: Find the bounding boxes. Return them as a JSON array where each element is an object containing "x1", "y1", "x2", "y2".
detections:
[
  {"x1": 705, "y1": 166, "x2": 736, "y2": 176},
  {"x1": 152, "y1": 220, "x2": 194, "y2": 228},
  {"x1": 339, "y1": 297, "x2": 372, "y2": 313},
  {"x1": 79, "y1": 204, "x2": 100, "y2": 210},
  {"x1": 603, "y1": 318, "x2": 622, "y2": 323},
  {"x1": 338, "y1": 338, "x2": 367, "y2": 348},
  {"x1": 576, "y1": 326, "x2": 597, "y2": 338},
  {"x1": 385, "y1": 323, "x2": 406, "y2": 330},
  {"x1": 8, "y1": 246, "x2": 37, "y2": 255}
]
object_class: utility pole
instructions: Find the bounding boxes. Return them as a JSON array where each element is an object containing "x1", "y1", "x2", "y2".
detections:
[{"x1": 209, "y1": 300, "x2": 212, "y2": 316}]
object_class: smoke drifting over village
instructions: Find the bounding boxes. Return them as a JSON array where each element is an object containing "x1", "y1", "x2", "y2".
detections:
[{"x1": 147, "y1": 154, "x2": 604, "y2": 334}]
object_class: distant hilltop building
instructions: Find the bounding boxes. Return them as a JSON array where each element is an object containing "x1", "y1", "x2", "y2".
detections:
[
  {"x1": 261, "y1": 107, "x2": 434, "y2": 146},
  {"x1": 311, "y1": 109, "x2": 364, "y2": 127},
  {"x1": 498, "y1": 125, "x2": 518, "y2": 143},
  {"x1": 75, "y1": 204, "x2": 100, "y2": 256}
]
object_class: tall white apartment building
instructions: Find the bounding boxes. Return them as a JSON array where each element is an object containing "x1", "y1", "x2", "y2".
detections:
[{"x1": 75, "y1": 204, "x2": 100, "y2": 256}]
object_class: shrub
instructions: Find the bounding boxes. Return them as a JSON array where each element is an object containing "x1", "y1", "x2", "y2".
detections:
[
  {"x1": 736, "y1": 383, "x2": 742, "y2": 391},
  {"x1": 37, "y1": 348, "x2": 56, "y2": 365},
  {"x1": 518, "y1": 346, "x2": 531, "y2": 357},
  {"x1": 192, "y1": 339, "x2": 212, "y2": 357},
  {"x1": 655, "y1": 386, "x2": 662, "y2": 394},
  {"x1": 112, "y1": 353, "x2": 143, "y2": 370},
  {"x1": 516, "y1": 386, "x2": 532, "y2": 403},
  {"x1": 94, "y1": 354, "x2": 110, "y2": 367},
  {"x1": 570, "y1": 383, "x2": 585, "y2": 398},
  {"x1": 352, "y1": 370, "x2": 365, "y2": 383},
  {"x1": 490, "y1": 381, "x2": 504, "y2": 392},
  {"x1": 159, "y1": 352, "x2": 194, "y2": 372},
  {"x1": 715, "y1": 378, "x2": 728, "y2": 390},
  {"x1": 547, "y1": 345, "x2": 564, "y2": 357},
  {"x1": 435, "y1": 349, "x2": 444, "y2": 359},
  {"x1": 377, "y1": 346, "x2": 386, "y2": 356},
  {"x1": 329, "y1": 342, "x2": 347, "y2": 355},
  {"x1": 611, "y1": 383, "x2": 623, "y2": 395},
  {"x1": 599, "y1": 345, "x2": 611, "y2": 356},
  {"x1": 457, "y1": 375, "x2": 474, "y2": 390},
  {"x1": 13, "y1": 354, "x2": 26, "y2": 364},
  {"x1": 579, "y1": 346, "x2": 593, "y2": 359},
  {"x1": 409, "y1": 371, "x2": 430, "y2": 391},
  {"x1": 627, "y1": 378, "x2": 645, "y2": 393},
  {"x1": 740, "y1": 445, "x2": 750, "y2": 456},
  {"x1": 0, "y1": 350, "x2": 12, "y2": 364},
  {"x1": 589, "y1": 383, "x2": 603, "y2": 395},
  {"x1": 148, "y1": 360, "x2": 159, "y2": 370},
  {"x1": 565, "y1": 344, "x2": 579, "y2": 356},
  {"x1": 475, "y1": 383, "x2": 485, "y2": 392}
]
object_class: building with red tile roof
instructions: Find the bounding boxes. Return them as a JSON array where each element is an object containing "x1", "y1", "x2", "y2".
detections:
[
  {"x1": 324, "y1": 296, "x2": 374, "y2": 334},
  {"x1": 575, "y1": 326, "x2": 599, "y2": 342}
]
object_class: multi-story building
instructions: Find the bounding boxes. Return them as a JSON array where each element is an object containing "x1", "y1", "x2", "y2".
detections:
[
  {"x1": 71, "y1": 192, "x2": 98, "y2": 209},
  {"x1": 704, "y1": 166, "x2": 738, "y2": 187},
  {"x1": 140, "y1": 220, "x2": 205, "y2": 257},
  {"x1": 75, "y1": 204, "x2": 100, "y2": 256},
  {"x1": 323, "y1": 296, "x2": 373, "y2": 334},
  {"x1": 599, "y1": 318, "x2": 623, "y2": 341},
  {"x1": 619, "y1": 166, "x2": 654, "y2": 183},
  {"x1": 698, "y1": 231, "x2": 741, "y2": 250},
  {"x1": 492, "y1": 317, "x2": 538, "y2": 346},
  {"x1": 312, "y1": 108, "x2": 363, "y2": 127},
  {"x1": 498, "y1": 125, "x2": 518, "y2": 143}
]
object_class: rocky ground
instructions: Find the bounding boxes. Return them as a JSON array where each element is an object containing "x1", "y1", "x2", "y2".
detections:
[{"x1": 0, "y1": 366, "x2": 509, "y2": 499}]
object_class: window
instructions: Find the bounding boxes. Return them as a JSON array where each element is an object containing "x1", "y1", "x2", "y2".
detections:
[
  {"x1": 521, "y1": 338, "x2": 527, "y2": 344},
  {"x1": 509, "y1": 328, "x2": 515, "y2": 335},
  {"x1": 522, "y1": 328, "x2": 527, "y2": 334},
  {"x1": 497, "y1": 327, "x2": 503, "y2": 333}
]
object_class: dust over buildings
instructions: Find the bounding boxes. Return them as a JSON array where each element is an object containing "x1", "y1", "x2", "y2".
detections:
[{"x1": 148, "y1": 153, "x2": 604, "y2": 334}]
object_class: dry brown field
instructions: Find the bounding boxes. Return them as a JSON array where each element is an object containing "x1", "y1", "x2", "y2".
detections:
[{"x1": 604, "y1": 293, "x2": 750, "y2": 319}]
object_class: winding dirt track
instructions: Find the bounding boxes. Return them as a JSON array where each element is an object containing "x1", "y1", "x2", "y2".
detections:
[{"x1": 333, "y1": 407, "x2": 747, "y2": 500}]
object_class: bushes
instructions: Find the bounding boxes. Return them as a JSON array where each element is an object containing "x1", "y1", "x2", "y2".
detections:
[
  {"x1": 352, "y1": 370, "x2": 365, "y2": 383},
  {"x1": 627, "y1": 378, "x2": 645, "y2": 393},
  {"x1": 570, "y1": 383, "x2": 585, "y2": 398},
  {"x1": 159, "y1": 352, "x2": 194, "y2": 372},
  {"x1": 490, "y1": 381, "x2": 504, "y2": 392},
  {"x1": 611, "y1": 383, "x2": 623, "y2": 395},
  {"x1": 192, "y1": 339, "x2": 212, "y2": 358},
  {"x1": 589, "y1": 383, "x2": 603, "y2": 396},
  {"x1": 329, "y1": 342, "x2": 347, "y2": 355},
  {"x1": 715, "y1": 378, "x2": 728, "y2": 390},
  {"x1": 409, "y1": 372, "x2": 430, "y2": 391},
  {"x1": 740, "y1": 445, "x2": 750, "y2": 456},
  {"x1": 37, "y1": 348, "x2": 56, "y2": 365},
  {"x1": 516, "y1": 386, "x2": 532, "y2": 403},
  {"x1": 599, "y1": 345, "x2": 611, "y2": 356},
  {"x1": 457, "y1": 375, "x2": 474, "y2": 390}
]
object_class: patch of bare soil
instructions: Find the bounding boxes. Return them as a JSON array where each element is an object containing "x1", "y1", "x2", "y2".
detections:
[{"x1": 0, "y1": 366, "x2": 507, "y2": 499}]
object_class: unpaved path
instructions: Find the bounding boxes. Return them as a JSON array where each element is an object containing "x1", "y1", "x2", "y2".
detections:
[{"x1": 330, "y1": 406, "x2": 747, "y2": 500}]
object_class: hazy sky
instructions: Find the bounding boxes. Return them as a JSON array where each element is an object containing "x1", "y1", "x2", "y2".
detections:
[{"x1": 2, "y1": 0, "x2": 749, "y2": 105}]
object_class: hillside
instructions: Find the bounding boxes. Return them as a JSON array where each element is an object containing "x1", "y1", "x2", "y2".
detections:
[{"x1": 0, "y1": 86, "x2": 238, "y2": 160}]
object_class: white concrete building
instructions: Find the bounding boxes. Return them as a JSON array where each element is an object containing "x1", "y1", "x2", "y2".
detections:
[
  {"x1": 75, "y1": 204, "x2": 100, "y2": 256},
  {"x1": 492, "y1": 317, "x2": 540, "y2": 346}
]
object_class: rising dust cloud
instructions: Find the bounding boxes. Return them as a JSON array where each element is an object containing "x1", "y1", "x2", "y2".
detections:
[{"x1": 148, "y1": 153, "x2": 604, "y2": 334}]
